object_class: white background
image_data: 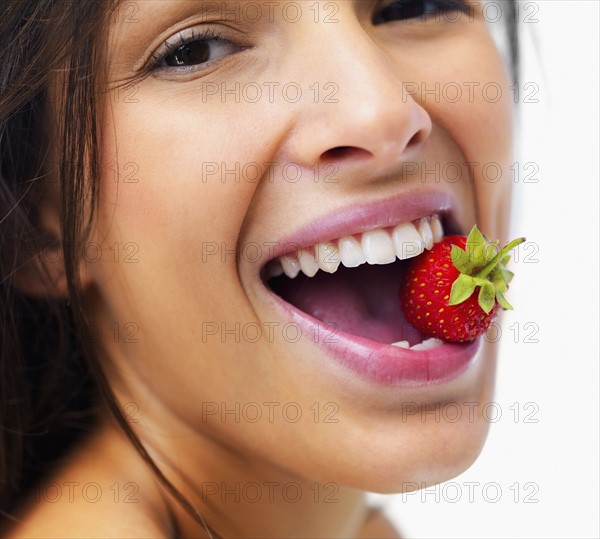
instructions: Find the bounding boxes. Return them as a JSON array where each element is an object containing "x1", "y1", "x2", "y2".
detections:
[{"x1": 379, "y1": 2, "x2": 600, "y2": 537}]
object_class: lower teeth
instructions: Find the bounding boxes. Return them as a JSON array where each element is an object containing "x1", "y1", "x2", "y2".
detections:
[{"x1": 391, "y1": 337, "x2": 444, "y2": 350}]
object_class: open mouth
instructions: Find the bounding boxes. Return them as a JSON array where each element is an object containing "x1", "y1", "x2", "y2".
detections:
[{"x1": 262, "y1": 214, "x2": 460, "y2": 351}]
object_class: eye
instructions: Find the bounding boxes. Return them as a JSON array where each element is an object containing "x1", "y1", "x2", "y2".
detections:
[
  {"x1": 373, "y1": 0, "x2": 468, "y2": 24},
  {"x1": 150, "y1": 28, "x2": 243, "y2": 71}
]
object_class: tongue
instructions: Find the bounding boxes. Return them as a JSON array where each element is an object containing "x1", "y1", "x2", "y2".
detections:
[{"x1": 269, "y1": 261, "x2": 424, "y2": 345}]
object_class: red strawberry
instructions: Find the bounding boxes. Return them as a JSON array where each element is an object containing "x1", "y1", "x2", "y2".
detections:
[{"x1": 399, "y1": 225, "x2": 525, "y2": 343}]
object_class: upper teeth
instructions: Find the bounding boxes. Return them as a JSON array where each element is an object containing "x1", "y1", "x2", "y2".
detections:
[{"x1": 270, "y1": 214, "x2": 444, "y2": 279}]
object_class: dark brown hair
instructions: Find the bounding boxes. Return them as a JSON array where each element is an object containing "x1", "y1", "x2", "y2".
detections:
[{"x1": 0, "y1": 0, "x2": 519, "y2": 533}]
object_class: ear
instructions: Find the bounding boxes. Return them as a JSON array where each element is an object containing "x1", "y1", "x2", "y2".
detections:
[{"x1": 12, "y1": 200, "x2": 92, "y2": 299}]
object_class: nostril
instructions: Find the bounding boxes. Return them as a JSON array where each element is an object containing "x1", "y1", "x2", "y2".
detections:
[
  {"x1": 406, "y1": 129, "x2": 426, "y2": 149},
  {"x1": 321, "y1": 146, "x2": 372, "y2": 162}
]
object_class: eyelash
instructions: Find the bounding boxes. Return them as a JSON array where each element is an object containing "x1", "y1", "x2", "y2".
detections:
[
  {"x1": 149, "y1": 27, "x2": 240, "y2": 73},
  {"x1": 148, "y1": 0, "x2": 468, "y2": 73},
  {"x1": 373, "y1": 0, "x2": 468, "y2": 24}
]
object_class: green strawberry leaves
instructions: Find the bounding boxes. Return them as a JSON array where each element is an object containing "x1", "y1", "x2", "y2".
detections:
[
  {"x1": 449, "y1": 225, "x2": 525, "y2": 313},
  {"x1": 466, "y1": 226, "x2": 491, "y2": 268},
  {"x1": 450, "y1": 226, "x2": 497, "y2": 274},
  {"x1": 449, "y1": 274, "x2": 477, "y2": 305},
  {"x1": 494, "y1": 290, "x2": 513, "y2": 311},
  {"x1": 478, "y1": 282, "x2": 496, "y2": 314},
  {"x1": 450, "y1": 245, "x2": 471, "y2": 273}
]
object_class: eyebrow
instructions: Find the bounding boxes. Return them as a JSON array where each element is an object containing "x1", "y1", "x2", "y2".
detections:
[{"x1": 108, "y1": 0, "x2": 236, "y2": 22}]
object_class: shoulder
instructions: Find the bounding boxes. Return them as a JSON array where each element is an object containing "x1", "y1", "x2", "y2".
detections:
[
  {"x1": 356, "y1": 507, "x2": 403, "y2": 539},
  {"x1": 3, "y1": 424, "x2": 172, "y2": 539},
  {"x1": 4, "y1": 496, "x2": 165, "y2": 539}
]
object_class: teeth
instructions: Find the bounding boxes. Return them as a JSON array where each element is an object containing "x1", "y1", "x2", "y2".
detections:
[
  {"x1": 431, "y1": 214, "x2": 444, "y2": 243},
  {"x1": 391, "y1": 340, "x2": 410, "y2": 348},
  {"x1": 316, "y1": 242, "x2": 341, "y2": 273},
  {"x1": 298, "y1": 249, "x2": 319, "y2": 277},
  {"x1": 392, "y1": 222, "x2": 424, "y2": 260},
  {"x1": 417, "y1": 218, "x2": 434, "y2": 250},
  {"x1": 409, "y1": 338, "x2": 445, "y2": 351},
  {"x1": 275, "y1": 214, "x2": 445, "y2": 278},
  {"x1": 280, "y1": 254, "x2": 301, "y2": 278},
  {"x1": 339, "y1": 236, "x2": 367, "y2": 268},
  {"x1": 361, "y1": 229, "x2": 397, "y2": 265}
]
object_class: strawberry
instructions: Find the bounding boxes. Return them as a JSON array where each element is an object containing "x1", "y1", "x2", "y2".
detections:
[{"x1": 399, "y1": 225, "x2": 525, "y2": 343}]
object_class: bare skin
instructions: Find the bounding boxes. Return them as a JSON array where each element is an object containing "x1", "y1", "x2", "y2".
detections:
[
  {"x1": 7, "y1": 418, "x2": 400, "y2": 538},
  {"x1": 7, "y1": 1, "x2": 514, "y2": 537}
]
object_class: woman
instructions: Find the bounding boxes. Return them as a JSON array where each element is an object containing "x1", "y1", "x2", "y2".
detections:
[{"x1": 1, "y1": 1, "x2": 519, "y2": 537}]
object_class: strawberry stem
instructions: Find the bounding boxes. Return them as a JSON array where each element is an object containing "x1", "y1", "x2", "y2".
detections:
[{"x1": 474, "y1": 237, "x2": 526, "y2": 279}]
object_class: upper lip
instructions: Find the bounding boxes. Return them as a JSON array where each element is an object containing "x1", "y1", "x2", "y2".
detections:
[{"x1": 252, "y1": 185, "x2": 466, "y2": 277}]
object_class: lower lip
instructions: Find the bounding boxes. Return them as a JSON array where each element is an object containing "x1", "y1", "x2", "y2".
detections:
[{"x1": 266, "y1": 288, "x2": 482, "y2": 388}]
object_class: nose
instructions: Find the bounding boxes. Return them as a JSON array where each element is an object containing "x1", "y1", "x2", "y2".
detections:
[{"x1": 280, "y1": 22, "x2": 432, "y2": 178}]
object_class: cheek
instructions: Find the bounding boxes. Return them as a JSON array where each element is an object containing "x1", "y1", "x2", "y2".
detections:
[
  {"x1": 91, "y1": 93, "x2": 279, "y2": 291},
  {"x1": 398, "y1": 30, "x2": 514, "y2": 240},
  {"x1": 81, "y1": 99, "x2": 267, "y2": 427},
  {"x1": 85, "y1": 92, "x2": 303, "y2": 413},
  {"x1": 96, "y1": 102, "x2": 252, "y2": 237},
  {"x1": 85, "y1": 98, "x2": 258, "y2": 371}
]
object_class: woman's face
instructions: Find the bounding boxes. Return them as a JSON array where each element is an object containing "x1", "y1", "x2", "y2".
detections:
[{"x1": 85, "y1": 0, "x2": 513, "y2": 491}]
